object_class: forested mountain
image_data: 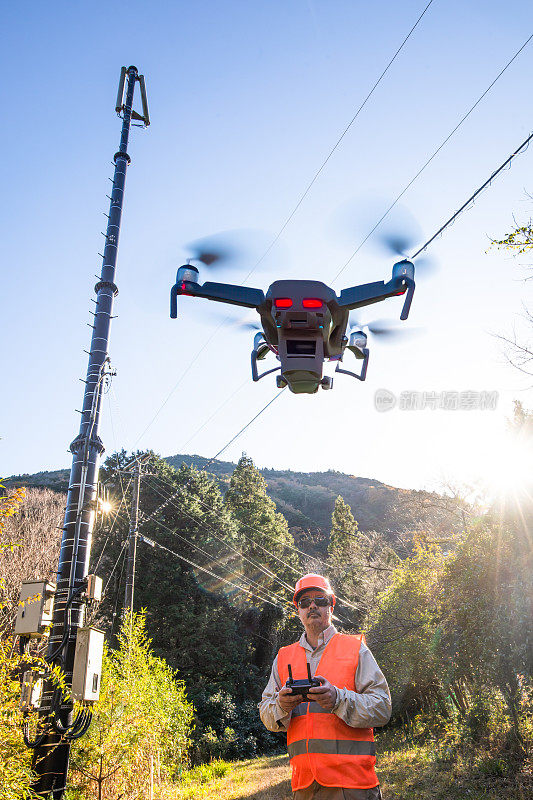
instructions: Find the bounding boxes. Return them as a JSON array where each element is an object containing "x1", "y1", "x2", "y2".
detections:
[{"x1": 8, "y1": 452, "x2": 465, "y2": 549}]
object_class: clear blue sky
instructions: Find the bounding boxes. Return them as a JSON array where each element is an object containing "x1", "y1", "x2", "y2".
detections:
[{"x1": 2, "y1": 0, "x2": 532, "y2": 493}]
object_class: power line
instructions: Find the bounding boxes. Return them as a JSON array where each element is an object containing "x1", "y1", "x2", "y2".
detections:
[
  {"x1": 132, "y1": 3, "x2": 434, "y2": 448},
  {"x1": 332, "y1": 30, "x2": 533, "y2": 283},
  {"x1": 138, "y1": 503, "x2": 356, "y2": 626},
  {"x1": 135, "y1": 29, "x2": 533, "y2": 475},
  {"x1": 141, "y1": 471, "x2": 365, "y2": 617},
  {"x1": 176, "y1": 378, "x2": 249, "y2": 454},
  {"x1": 103, "y1": 540, "x2": 127, "y2": 595},
  {"x1": 138, "y1": 528, "x2": 287, "y2": 611},
  {"x1": 150, "y1": 473, "x2": 323, "y2": 572},
  {"x1": 136, "y1": 389, "x2": 286, "y2": 532},
  {"x1": 211, "y1": 388, "x2": 286, "y2": 462},
  {"x1": 411, "y1": 129, "x2": 533, "y2": 258},
  {"x1": 236, "y1": 0, "x2": 436, "y2": 288},
  {"x1": 141, "y1": 474, "x2": 296, "y2": 605},
  {"x1": 144, "y1": 476, "x2": 359, "y2": 625},
  {"x1": 145, "y1": 474, "x2": 294, "y2": 590}
]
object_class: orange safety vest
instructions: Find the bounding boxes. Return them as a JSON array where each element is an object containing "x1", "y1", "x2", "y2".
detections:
[{"x1": 277, "y1": 633, "x2": 378, "y2": 791}]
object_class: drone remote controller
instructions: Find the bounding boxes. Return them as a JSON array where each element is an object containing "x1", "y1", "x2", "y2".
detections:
[{"x1": 286, "y1": 662, "x2": 322, "y2": 700}]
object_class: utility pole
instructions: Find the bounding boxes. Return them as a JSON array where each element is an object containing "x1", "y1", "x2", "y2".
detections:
[
  {"x1": 31, "y1": 66, "x2": 149, "y2": 799},
  {"x1": 124, "y1": 460, "x2": 142, "y2": 615}
]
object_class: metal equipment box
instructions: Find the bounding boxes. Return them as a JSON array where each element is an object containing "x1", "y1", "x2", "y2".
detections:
[
  {"x1": 85, "y1": 574, "x2": 103, "y2": 602},
  {"x1": 72, "y1": 627, "x2": 104, "y2": 703},
  {"x1": 19, "y1": 670, "x2": 43, "y2": 711},
  {"x1": 14, "y1": 580, "x2": 56, "y2": 637}
]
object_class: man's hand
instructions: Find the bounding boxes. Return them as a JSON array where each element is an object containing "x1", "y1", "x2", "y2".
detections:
[
  {"x1": 307, "y1": 676, "x2": 337, "y2": 711},
  {"x1": 277, "y1": 686, "x2": 304, "y2": 714}
]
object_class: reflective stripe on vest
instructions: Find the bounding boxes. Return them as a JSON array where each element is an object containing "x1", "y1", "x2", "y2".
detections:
[
  {"x1": 288, "y1": 739, "x2": 377, "y2": 758},
  {"x1": 291, "y1": 702, "x2": 331, "y2": 717},
  {"x1": 277, "y1": 633, "x2": 378, "y2": 791}
]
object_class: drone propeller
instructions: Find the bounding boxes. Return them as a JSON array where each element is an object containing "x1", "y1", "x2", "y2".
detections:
[
  {"x1": 185, "y1": 232, "x2": 242, "y2": 270},
  {"x1": 332, "y1": 196, "x2": 438, "y2": 276},
  {"x1": 184, "y1": 228, "x2": 282, "y2": 273},
  {"x1": 201, "y1": 305, "x2": 262, "y2": 332},
  {"x1": 349, "y1": 315, "x2": 423, "y2": 341},
  {"x1": 376, "y1": 226, "x2": 437, "y2": 277}
]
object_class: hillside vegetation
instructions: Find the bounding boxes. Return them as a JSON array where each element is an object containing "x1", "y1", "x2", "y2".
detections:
[
  {"x1": 2, "y1": 412, "x2": 532, "y2": 799},
  {"x1": 8, "y1": 451, "x2": 467, "y2": 543}
]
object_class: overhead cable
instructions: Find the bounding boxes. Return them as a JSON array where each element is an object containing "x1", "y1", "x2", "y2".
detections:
[
  {"x1": 132, "y1": 3, "x2": 434, "y2": 448},
  {"x1": 332, "y1": 31, "x2": 533, "y2": 282},
  {"x1": 177, "y1": 378, "x2": 249, "y2": 453},
  {"x1": 103, "y1": 540, "x2": 127, "y2": 595},
  {"x1": 145, "y1": 474, "x2": 295, "y2": 590},
  {"x1": 136, "y1": 389, "x2": 286, "y2": 532},
  {"x1": 138, "y1": 492, "x2": 356, "y2": 625},
  {"x1": 138, "y1": 530, "x2": 286, "y2": 611},
  {"x1": 410, "y1": 129, "x2": 533, "y2": 258},
  {"x1": 141, "y1": 471, "x2": 365, "y2": 616},
  {"x1": 211, "y1": 388, "x2": 286, "y2": 462},
  {"x1": 141, "y1": 475, "x2": 296, "y2": 605},
  {"x1": 134, "y1": 30, "x2": 533, "y2": 472},
  {"x1": 237, "y1": 0, "x2": 436, "y2": 287}
]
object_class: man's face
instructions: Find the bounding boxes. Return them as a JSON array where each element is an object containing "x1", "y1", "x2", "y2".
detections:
[{"x1": 296, "y1": 588, "x2": 333, "y2": 634}]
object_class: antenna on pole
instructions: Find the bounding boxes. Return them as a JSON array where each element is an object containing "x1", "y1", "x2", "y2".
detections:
[
  {"x1": 29, "y1": 66, "x2": 149, "y2": 799},
  {"x1": 116, "y1": 65, "x2": 150, "y2": 126}
]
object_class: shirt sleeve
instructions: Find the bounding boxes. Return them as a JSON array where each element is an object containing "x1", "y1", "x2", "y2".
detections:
[
  {"x1": 258, "y1": 654, "x2": 292, "y2": 732},
  {"x1": 331, "y1": 642, "x2": 392, "y2": 728}
]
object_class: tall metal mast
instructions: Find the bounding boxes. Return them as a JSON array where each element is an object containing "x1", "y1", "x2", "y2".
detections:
[{"x1": 32, "y1": 65, "x2": 149, "y2": 798}]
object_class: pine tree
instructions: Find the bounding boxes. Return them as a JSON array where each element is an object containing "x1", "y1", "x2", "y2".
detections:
[
  {"x1": 328, "y1": 495, "x2": 358, "y2": 564},
  {"x1": 224, "y1": 454, "x2": 299, "y2": 589},
  {"x1": 224, "y1": 455, "x2": 299, "y2": 673},
  {"x1": 326, "y1": 495, "x2": 366, "y2": 626}
]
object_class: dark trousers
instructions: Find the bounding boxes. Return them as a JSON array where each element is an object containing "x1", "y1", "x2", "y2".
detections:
[{"x1": 293, "y1": 782, "x2": 382, "y2": 799}]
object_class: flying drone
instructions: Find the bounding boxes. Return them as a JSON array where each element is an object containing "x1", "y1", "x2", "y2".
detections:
[{"x1": 169, "y1": 235, "x2": 420, "y2": 395}]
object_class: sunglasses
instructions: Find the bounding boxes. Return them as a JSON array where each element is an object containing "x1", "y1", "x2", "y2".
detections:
[{"x1": 298, "y1": 595, "x2": 331, "y2": 608}]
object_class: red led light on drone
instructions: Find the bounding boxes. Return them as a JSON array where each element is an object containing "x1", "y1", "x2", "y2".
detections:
[
  {"x1": 302, "y1": 298, "x2": 323, "y2": 308},
  {"x1": 274, "y1": 298, "x2": 293, "y2": 308}
]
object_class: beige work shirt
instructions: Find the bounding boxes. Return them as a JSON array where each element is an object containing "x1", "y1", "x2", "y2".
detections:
[{"x1": 258, "y1": 625, "x2": 391, "y2": 732}]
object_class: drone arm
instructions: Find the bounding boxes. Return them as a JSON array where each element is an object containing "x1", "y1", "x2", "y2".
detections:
[
  {"x1": 338, "y1": 275, "x2": 415, "y2": 321},
  {"x1": 198, "y1": 281, "x2": 265, "y2": 308},
  {"x1": 171, "y1": 279, "x2": 265, "y2": 317}
]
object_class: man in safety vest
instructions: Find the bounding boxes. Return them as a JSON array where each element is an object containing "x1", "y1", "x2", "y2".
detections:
[{"x1": 259, "y1": 573, "x2": 391, "y2": 800}]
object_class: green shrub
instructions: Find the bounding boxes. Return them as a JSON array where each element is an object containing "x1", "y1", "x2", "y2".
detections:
[{"x1": 69, "y1": 612, "x2": 193, "y2": 798}]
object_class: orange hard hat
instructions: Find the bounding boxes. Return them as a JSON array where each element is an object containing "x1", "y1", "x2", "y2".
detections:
[{"x1": 293, "y1": 573, "x2": 336, "y2": 607}]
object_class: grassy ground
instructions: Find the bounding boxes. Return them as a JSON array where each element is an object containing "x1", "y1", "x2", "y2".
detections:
[
  {"x1": 378, "y1": 746, "x2": 531, "y2": 800},
  {"x1": 158, "y1": 747, "x2": 532, "y2": 800},
  {"x1": 159, "y1": 755, "x2": 292, "y2": 800}
]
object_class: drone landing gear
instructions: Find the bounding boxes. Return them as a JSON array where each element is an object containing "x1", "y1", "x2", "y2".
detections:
[
  {"x1": 335, "y1": 347, "x2": 369, "y2": 382},
  {"x1": 251, "y1": 333, "x2": 281, "y2": 383}
]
